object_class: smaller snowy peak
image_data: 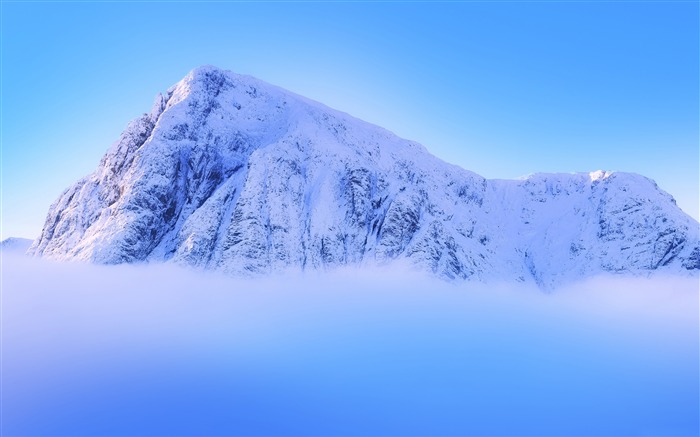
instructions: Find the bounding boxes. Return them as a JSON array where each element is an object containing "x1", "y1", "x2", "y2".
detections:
[
  {"x1": 1, "y1": 238, "x2": 33, "y2": 255},
  {"x1": 589, "y1": 170, "x2": 613, "y2": 181},
  {"x1": 518, "y1": 171, "x2": 612, "y2": 183},
  {"x1": 511, "y1": 170, "x2": 659, "y2": 194}
]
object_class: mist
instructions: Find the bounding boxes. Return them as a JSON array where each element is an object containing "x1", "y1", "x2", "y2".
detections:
[{"x1": 2, "y1": 255, "x2": 698, "y2": 436}]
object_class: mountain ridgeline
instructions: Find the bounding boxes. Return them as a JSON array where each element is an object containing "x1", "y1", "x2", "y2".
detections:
[{"x1": 29, "y1": 66, "x2": 700, "y2": 288}]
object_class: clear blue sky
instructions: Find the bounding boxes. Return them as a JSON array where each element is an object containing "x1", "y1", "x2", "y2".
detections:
[{"x1": 2, "y1": 1, "x2": 698, "y2": 239}]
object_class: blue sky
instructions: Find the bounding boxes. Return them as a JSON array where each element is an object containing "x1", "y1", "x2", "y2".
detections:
[{"x1": 2, "y1": 1, "x2": 698, "y2": 239}]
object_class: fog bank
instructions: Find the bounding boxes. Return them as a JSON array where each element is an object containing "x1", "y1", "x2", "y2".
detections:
[{"x1": 2, "y1": 255, "x2": 698, "y2": 436}]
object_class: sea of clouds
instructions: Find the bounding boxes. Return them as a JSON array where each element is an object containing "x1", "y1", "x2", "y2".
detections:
[{"x1": 2, "y1": 254, "x2": 698, "y2": 436}]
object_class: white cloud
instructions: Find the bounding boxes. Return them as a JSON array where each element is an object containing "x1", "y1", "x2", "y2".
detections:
[{"x1": 2, "y1": 255, "x2": 698, "y2": 436}]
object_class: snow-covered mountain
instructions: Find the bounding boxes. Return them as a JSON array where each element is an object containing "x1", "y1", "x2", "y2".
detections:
[
  {"x1": 29, "y1": 66, "x2": 699, "y2": 288},
  {"x1": 1, "y1": 238, "x2": 33, "y2": 255}
]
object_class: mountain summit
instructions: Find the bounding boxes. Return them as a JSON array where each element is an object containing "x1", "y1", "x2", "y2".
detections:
[{"x1": 30, "y1": 66, "x2": 699, "y2": 287}]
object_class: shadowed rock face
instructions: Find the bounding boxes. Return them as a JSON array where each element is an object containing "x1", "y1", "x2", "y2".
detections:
[{"x1": 30, "y1": 66, "x2": 699, "y2": 288}]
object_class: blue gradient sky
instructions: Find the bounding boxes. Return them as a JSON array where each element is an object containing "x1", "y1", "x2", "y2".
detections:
[{"x1": 2, "y1": 1, "x2": 698, "y2": 239}]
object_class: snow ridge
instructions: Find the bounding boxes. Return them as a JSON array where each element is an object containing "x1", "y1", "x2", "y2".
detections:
[{"x1": 29, "y1": 66, "x2": 700, "y2": 288}]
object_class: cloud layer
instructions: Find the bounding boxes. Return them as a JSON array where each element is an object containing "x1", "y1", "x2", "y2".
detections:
[{"x1": 2, "y1": 255, "x2": 698, "y2": 436}]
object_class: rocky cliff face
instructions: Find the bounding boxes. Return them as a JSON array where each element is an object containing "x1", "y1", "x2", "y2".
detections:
[{"x1": 29, "y1": 66, "x2": 699, "y2": 288}]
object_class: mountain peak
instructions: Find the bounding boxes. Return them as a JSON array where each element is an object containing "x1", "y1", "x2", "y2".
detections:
[
  {"x1": 1, "y1": 237, "x2": 32, "y2": 255},
  {"x1": 181, "y1": 64, "x2": 241, "y2": 91},
  {"x1": 28, "y1": 68, "x2": 700, "y2": 288},
  {"x1": 189, "y1": 64, "x2": 227, "y2": 76},
  {"x1": 589, "y1": 169, "x2": 613, "y2": 181}
]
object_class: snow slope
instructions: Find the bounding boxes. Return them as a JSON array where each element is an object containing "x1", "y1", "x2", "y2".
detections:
[{"x1": 29, "y1": 66, "x2": 699, "y2": 288}]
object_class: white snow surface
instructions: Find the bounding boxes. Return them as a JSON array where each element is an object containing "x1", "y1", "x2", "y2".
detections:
[{"x1": 29, "y1": 66, "x2": 700, "y2": 288}]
